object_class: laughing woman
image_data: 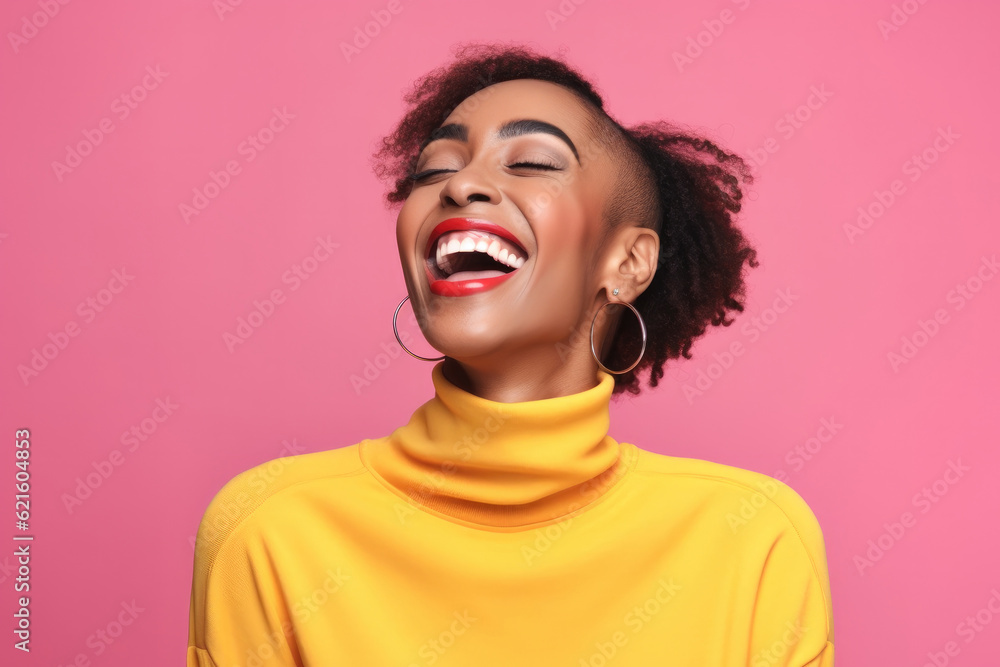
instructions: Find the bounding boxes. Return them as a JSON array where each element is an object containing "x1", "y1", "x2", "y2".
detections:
[{"x1": 188, "y1": 43, "x2": 834, "y2": 666}]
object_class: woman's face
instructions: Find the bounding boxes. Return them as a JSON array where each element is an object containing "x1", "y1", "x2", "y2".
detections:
[{"x1": 396, "y1": 78, "x2": 648, "y2": 386}]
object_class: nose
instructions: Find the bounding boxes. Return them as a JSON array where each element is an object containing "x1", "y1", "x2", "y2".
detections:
[{"x1": 438, "y1": 163, "x2": 501, "y2": 208}]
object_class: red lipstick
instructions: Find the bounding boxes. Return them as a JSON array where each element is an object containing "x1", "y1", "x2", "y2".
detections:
[
  {"x1": 424, "y1": 264, "x2": 516, "y2": 296},
  {"x1": 424, "y1": 218, "x2": 526, "y2": 259},
  {"x1": 424, "y1": 218, "x2": 527, "y2": 297}
]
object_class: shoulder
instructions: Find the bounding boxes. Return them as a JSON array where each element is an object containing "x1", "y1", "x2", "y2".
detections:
[
  {"x1": 193, "y1": 443, "x2": 367, "y2": 567},
  {"x1": 629, "y1": 444, "x2": 828, "y2": 548},
  {"x1": 629, "y1": 445, "x2": 833, "y2": 632},
  {"x1": 628, "y1": 453, "x2": 840, "y2": 650}
]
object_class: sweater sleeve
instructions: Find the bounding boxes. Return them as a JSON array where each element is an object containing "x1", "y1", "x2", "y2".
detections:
[
  {"x1": 747, "y1": 482, "x2": 835, "y2": 667},
  {"x1": 187, "y1": 481, "x2": 302, "y2": 666}
]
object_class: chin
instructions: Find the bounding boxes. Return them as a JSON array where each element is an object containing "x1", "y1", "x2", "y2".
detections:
[
  {"x1": 425, "y1": 335, "x2": 491, "y2": 359},
  {"x1": 433, "y1": 325, "x2": 514, "y2": 356}
]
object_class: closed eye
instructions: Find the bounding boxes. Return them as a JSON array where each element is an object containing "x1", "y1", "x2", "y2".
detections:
[
  {"x1": 408, "y1": 169, "x2": 453, "y2": 182},
  {"x1": 408, "y1": 161, "x2": 561, "y2": 182},
  {"x1": 507, "y1": 161, "x2": 561, "y2": 171}
]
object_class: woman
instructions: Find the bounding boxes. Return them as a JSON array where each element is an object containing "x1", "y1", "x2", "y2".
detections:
[{"x1": 187, "y1": 43, "x2": 834, "y2": 666}]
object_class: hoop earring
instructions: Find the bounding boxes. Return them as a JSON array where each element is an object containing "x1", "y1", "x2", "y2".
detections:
[
  {"x1": 590, "y1": 295, "x2": 647, "y2": 375},
  {"x1": 393, "y1": 295, "x2": 446, "y2": 362}
]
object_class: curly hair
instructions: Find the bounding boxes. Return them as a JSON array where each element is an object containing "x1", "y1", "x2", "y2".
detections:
[{"x1": 371, "y1": 42, "x2": 759, "y2": 397}]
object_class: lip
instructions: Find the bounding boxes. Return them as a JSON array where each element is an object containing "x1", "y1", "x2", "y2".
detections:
[
  {"x1": 424, "y1": 218, "x2": 528, "y2": 259},
  {"x1": 424, "y1": 264, "x2": 516, "y2": 296},
  {"x1": 423, "y1": 218, "x2": 528, "y2": 297}
]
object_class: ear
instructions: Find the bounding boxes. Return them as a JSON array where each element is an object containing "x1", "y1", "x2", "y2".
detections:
[{"x1": 605, "y1": 226, "x2": 659, "y2": 300}]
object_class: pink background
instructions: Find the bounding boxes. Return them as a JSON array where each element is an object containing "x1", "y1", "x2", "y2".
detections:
[{"x1": 2, "y1": 0, "x2": 998, "y2": 664}]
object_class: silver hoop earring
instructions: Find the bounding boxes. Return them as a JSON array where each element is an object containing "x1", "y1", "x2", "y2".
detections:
[
  {"x1": 393, "y1": 295, "x2": 446, "y2": 362},
  {"x1": 589, "y1": 298, "x2": 647, "y2": 375}
]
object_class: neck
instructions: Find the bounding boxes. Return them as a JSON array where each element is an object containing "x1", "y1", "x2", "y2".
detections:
[
  {"x1": 439, "y1": 356, "x2": 609, "y2": 403},
  {"x1": 361, "y1": 361, "x2": 633, "y2": 528}
]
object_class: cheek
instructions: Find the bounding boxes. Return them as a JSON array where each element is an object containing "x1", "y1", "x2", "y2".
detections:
[
  {"x1": 531, "y1": 193, "x2": 590, "y2": 267},
  {"x1": 395, "y1": 199, "x2": 424, "y2": 250},
  {"x1": 524, "y1": 195, "x2": 593, "y2": 306}
]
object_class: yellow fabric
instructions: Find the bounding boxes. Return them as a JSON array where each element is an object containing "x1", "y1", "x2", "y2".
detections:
[{"x1": 188, "y1": 361, "x2": 834, "y2": 666}]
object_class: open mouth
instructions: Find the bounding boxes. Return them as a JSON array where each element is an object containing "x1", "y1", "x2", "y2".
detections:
[{"x1": 427, "y1": 229, "x2": 528, "y2": 282}]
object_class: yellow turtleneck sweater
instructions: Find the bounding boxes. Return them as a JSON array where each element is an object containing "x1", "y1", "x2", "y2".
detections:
[{"x1": 187, "y1": 362, "x2": 834, "y2": 666}]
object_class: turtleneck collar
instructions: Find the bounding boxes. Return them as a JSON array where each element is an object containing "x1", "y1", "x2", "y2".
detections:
[{"x1": 359, "y1": 361, "x2": 636, "y2": 529}]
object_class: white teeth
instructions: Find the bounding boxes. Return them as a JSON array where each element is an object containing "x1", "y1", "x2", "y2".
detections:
[{"x1": 432, "y1": 231, "x2": 527, "y2": 276}]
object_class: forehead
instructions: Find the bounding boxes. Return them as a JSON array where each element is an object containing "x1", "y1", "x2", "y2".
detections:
[{"x1": 442, "y1": 79, "x2": 595, "y2": 137}]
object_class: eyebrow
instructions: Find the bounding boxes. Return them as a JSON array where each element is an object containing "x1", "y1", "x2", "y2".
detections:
[{"x1": 418, "y1": 119, "x2": 581, "y2": 163}]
